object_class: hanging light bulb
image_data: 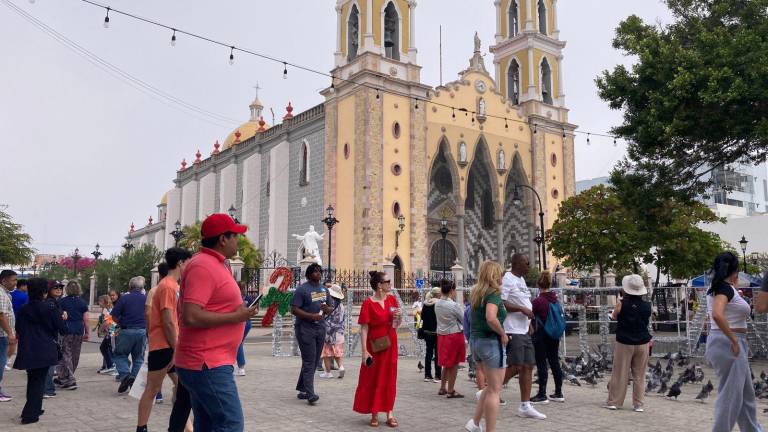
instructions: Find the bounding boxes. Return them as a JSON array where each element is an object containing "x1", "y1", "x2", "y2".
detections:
[
  {"x1": 170, "y1": 29, "x2": 176, "y2": 47},
  {"x1": 587, "y1": 133, "x2": 591, "y2": 145},
  {"x1": 103, "y1": 7, "x2": 110, "y2": 28},
  {"x1": 452, "y1": 108, "x2": 456, "y2": 121},
  {"x1": 505, "y1": 118, "x2": 509, "y2": 130},
  {"x1": 283, "y1": 62, "x2": 288, "y2": 79},
  {"x1": 613, "y1": 137, "x2": 617, "y2": 147},
  {"x1": 28, "y1": 0, "x2": 35, "y2": 4},
  {"x1": 376, "y1": 89, "x2": 380, "y2": 100},
  {"x1": 471, "y1": 113, "x2": 475, "y2": 124},
  {"x1": 562, "y1": 128, "x2": 566, "y2": 138},
  {"x1": 534, "y1": 123, "x2": 538, "y2": 134},
  {"x1": 330, "y1": 81, "x2": 336, "y2": 94},
  {"x1": 414, "y1": 98, "x2": 419, "y2": 110},
  {"x1": 229, "y1": 47, "x2": 235, "y2": 65}
]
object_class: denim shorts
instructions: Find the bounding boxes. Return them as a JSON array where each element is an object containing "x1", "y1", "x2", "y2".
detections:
[{"x1": 470, "y1": 335, "x2": 507, "y2": 369}]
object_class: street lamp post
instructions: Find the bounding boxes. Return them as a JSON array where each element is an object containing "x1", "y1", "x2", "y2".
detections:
[
  {"x1": 512, "y1": 184, "x2": 547, "y2": 271},
  {"x1": 71, "y1": 248, "x2": 81, "y2": 277},
  {"x1": 228, "y1": 204, "x2": 239, "y2": 223},
  {"x1": 438, "y1": 218, "x2": 450, "y2": 279},
  {"x1": 122, "y1": 241, "x2": 134, "y2": 253},
  {"x1": 395, "y1": 214, "x2": 406, "y2": 250},
  {"x1": 171, "y1": 220, "x2": 185, "y2": 246},
  {"x1": 739, "y1": 235, "x2": 748, "y2": 274},
  {"x1": 321, "y1": 205, "x2": 339, "y2": 276},
  {"x1": 91, "y1": 243, "x2": 102, "y2": 261}
]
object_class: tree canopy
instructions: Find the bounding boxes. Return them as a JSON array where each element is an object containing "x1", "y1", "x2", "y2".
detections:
[
  {"x1": 596, "y1": 0, "x2": 768, "y2": 195},
  {"x1": 0, "y1": 209, "x2": 34, "y2": 265},
  {"x1": 177, "y1": 221, "x2": 262, "y2": 269}
]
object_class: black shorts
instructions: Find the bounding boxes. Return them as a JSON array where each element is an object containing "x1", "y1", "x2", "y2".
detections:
[{"x1": 147, "y1": 348, "x2": 175, "y2": 373}]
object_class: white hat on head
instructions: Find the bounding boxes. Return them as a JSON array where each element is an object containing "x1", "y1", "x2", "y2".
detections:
[
  {"x1": 328, "y1": 284, "x2": 344, "y2": 300},
  {"x1": 622, "y1": 274, "x2": 647, "y2": 296}
]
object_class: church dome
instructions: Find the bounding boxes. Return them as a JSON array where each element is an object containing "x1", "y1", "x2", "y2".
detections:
[
  {"x1": 222, "y1": 120, "x2": 259, "y2": 149},
  {"x1": 159, "y1": 191, "x2": 168, "y2": 205}
]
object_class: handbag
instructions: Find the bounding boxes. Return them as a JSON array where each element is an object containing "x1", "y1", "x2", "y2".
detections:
[{"x1": 370, "y1": 335, "x2": 391, "y2": 353}]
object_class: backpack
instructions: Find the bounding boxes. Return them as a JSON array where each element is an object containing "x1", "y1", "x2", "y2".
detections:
[{"x1": 543, "y1": 302, "x2": 566, "y2": 339}]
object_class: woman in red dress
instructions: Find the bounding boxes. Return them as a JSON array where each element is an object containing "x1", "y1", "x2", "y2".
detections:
[{"x1": 353, "y1": 271, "x2": 401, "y2": 428}]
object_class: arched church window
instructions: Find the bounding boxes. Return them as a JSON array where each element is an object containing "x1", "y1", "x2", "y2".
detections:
[
  {"x1": 299, "y1": 141, "x2": 309, "y2": 186},
  {"x1": 507, "y1": 60, "x2": 520, "y2": 105},
  {"x1": 541, "y1": 57, "x2": 553, "y2": 104},
  {"x1": 509, "y1": 0, "x2": 519, "y2": 38},
  {"x1": 347, "y1": 4, "x2": 360, "y2": 61},
  {"x1": 384, "y1": 2, "x2": 400, "y2": 61},
  {"x1": 538, "y1": 0, "x2": 547, "y2": 35},
  {"x1": 430, "y1": 239, "x2": 457, "y2": 271},
  {"x1": 482, "y1": 188, "x2": 494, "y2": 230},
  {"x1": 458, "y1": 141, "x2": 467, "y2": 164}
]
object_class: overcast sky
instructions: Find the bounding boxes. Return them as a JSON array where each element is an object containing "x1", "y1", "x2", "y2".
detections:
[{"x1": 0, "y1": 0, "x2": 673, "y2": 258}]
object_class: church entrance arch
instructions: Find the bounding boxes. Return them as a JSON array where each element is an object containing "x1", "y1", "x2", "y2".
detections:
[
  {"x1": 464, "y1": 137, "x2": 498, "y2": 278},
  {"x1": 503, "y1": 152, "x2": 534, "y2": 268},
  {"x1": 392, "y1": 255, "x2": 403, "y2": 289},
  {"x1": 427, "y1": 137, "x2": 460, "y2": 275},
  {"x1": 430, "y1": 239, "x2": 457, "y2": 274}
]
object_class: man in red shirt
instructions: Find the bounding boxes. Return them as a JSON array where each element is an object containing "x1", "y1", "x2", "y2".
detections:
[{"x1": 175, "y1": 214, "x2": 258, "y2": 432}]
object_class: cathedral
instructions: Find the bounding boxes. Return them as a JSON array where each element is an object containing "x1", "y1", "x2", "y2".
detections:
[{"x1": 126, "y1": 0, "x2": 576, "y2": 278}]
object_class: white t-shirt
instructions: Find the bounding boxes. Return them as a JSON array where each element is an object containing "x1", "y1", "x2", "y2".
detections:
[{"x1": 501, "y1": 272, "x2": 532, "y2": 335}]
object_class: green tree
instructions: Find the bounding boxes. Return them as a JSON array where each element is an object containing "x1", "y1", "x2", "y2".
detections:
[
  {"x1": 596, "y1": 0, "x2": 768, "y2": 195},
  {"x1": 0, "y1": 209, "x2": 34, "y2": 265},
  {"x1": 109, "y1": 244, "x2": 163, "y2": 293},
  {"x1": 547, "y1": 185, "x2": 644, "y2": 286},
  {"x1": 177, "y1": 222, "x2": 262, "y2": 269}
]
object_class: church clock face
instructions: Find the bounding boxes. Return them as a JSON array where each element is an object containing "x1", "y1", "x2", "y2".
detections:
[{"x1": 474, "y1": 79, "x2": 487, "y2": 93}]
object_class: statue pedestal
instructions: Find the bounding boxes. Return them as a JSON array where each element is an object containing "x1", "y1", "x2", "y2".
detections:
[{"x1": 299, "y1": 257, "x2": 317, "y2": 283}]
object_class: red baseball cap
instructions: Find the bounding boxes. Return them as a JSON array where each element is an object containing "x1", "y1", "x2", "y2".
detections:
[{"x1": 201, "y1": 213, "x2": 248, "y2": 238}]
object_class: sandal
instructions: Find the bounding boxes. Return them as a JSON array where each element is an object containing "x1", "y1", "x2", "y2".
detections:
[
  {"x1": 437, "y1": 389, "x2": 448, "y2": 396},
  {"x1": 386, "y1": 417, "x2": 399, "y2": 428},
  {"x1": 447, "y1": 391, "x2": 464, "y2": 399},
  {"x1": 370, "y1": 417, "x2": 379, "y2": 427}
]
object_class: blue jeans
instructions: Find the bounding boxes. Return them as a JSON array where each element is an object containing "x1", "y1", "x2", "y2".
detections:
[
  {"x1": 113, "y1": 329, "x2": 146, "y2": 380},
  {"x1": 236, "y1": 320, "x2": 252, "y2": 368},
  {"x1": 45, "y1": 366, "x2": 55, "y2": 395},
  {"x1": 0, "y1": 337, "x2": 7, "y2": 394},
  {"x1": 177, "y1": 365, "x2": 244, "y2": 432}
]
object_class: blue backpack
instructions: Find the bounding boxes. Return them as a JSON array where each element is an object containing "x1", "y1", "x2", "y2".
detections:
[{"x1": 542, "y1": 302, "x2": 566, "y2": 339}]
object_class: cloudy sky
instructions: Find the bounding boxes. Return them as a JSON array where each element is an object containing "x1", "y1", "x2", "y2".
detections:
[{"x1": 0, "y1": 0, "x2": 672, "y2": 258}]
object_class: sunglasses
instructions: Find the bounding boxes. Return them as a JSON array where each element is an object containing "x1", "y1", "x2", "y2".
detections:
[{"x1": 381, "y1": 280, "x2": 391, "y2": 284}]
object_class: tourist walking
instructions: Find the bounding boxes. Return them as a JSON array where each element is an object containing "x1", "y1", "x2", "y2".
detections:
[
  {"x1": 95, "y1": 295, "x2": 116, "y2": 374},
  {"x1": 531, "y1": 270, "x2": 565, "y2": 403},
  {"x1": 111, "y1": 276, "x2": 148, "y2": 394},
  {"x1": 175, "y1": 213, "x2": 257, "y2": 432},
  {"x1": 56, "y1": 281, "x2": 88, "y2": 390},
  {"x1": 501, "y1": 254, "x2": 546, "y2": 419},
  {"x1": 705, "y1": 252, "x2": 763, "y2": 431},
  {"x1": 291, "y1": 263, "x2": 332, "y2": 404},
  {"x1": 320, "y1": 283, "x2": 346, "y2": 379},
  {"x1": 464, "y1": 295, "x2": 486, "y2": 391},
  {"x1": 353, "y1": 270, "x2": 401, "y2": 428},
  {"x1": 435, "y1": 279, "x2": 466, "y2": 398},
  {"x1": 0, "y1": 269, "x2": 17, "y2": 402},
  {"x1": 143, "y1": 262, "x2": 169, "y2": 403},
  {"x1": 13, "y1": 278, "x2": 68, "y2": 424},
  {"x1": 5, "y1": 271, "x2": 28, "y2": 316},
  {"x1": 604, "y1": 274, "x2": 652, "y2": 412},
  {"x1": 420, "y1": 287, "x2": 441, "y2": 383},
  {"x1": 8, "y1": 278, "x2": 28, "y2": 367},
  {"x1": 465, "y1": 261, "x2": 507, "y2": 432},
  {"x1": 137, "y1": 247, "x2": 192, "y2": 432},
  {"x1": 43, "y1": 281, "x2": 64, "y2": 399}
]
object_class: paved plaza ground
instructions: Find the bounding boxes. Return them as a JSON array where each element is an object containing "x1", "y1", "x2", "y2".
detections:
[{"x1": 1, "y1": 333, "x2": 766, "y2": 431}]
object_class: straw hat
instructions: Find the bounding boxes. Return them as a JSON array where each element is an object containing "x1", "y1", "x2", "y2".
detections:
[
  {"x1": 328, "y1": 284, "x2": 344, "y2": 300},
  {"x1": 622, "y1": 274, "x2": 647, "y2": 296}
]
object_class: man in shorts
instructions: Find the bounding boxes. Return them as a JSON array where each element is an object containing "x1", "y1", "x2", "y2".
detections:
[
  {"x1": 501, "y1": 253, "x2": 546, "y2": 419},
  {"x1": 136, "y1": 247, "x2": 192, "y2": 432}
]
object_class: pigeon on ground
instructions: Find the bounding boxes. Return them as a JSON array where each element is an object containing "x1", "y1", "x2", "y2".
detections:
[
  {"x1": 657, "y1": 380, "x2": 669, "y2": 395},
  {"x1": 666, "y1": 382, "x2": 682, "y2": 400},
  {"x1": 695, "y1": 380, "x2": 714, "y2": 403},
  {"x1": 417, "y1": 361, "x2": 424, "y2": 371},
  {"x1": 584, "y1": 374, "x2": 598, "y2": 386}
]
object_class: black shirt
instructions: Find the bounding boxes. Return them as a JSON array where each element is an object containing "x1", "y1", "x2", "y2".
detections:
[
  {"x1": 615, "y1": 295, "x2": 652, "y2": 345},
  {"x1": 421, "y1": 303, "x2": 438, "y2": 334}
]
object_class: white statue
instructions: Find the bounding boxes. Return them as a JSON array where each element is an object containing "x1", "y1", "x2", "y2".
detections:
[
  {"x1": 478, "y1": 98, "x2": 486, "y2": 117},
  {"x1": 292, "y1": 225, "x2": 325, "y2": 265},
  {"x1": 458, "y1": 141, "x2": 467, "y2": 163},
  {"x1": 498, "y1": 149, "x2": 506, "y2": 170}
]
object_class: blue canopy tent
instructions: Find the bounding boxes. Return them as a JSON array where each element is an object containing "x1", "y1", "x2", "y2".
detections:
[{"x1": 690, "y1": 272, "x2": 762, "y2": 288}]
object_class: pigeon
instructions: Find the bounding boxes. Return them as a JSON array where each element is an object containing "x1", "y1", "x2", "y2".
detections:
[
  {"x1": 569, "y1": 376, "x2": 581, "y2": 386},
  {"x1": 657, "y1": 380, "x2": 669, "y2": 394},
  {"x1": 666, "y1": 382, "x2": 682, "y2": 400},
  {"x1": 695, "y1": 380, "x2": 714, "y2": 403},
  {"x1": 584, "y1": 374, "x2": 598, "y2": 386},
  {"x1": 761, "y1": 370, "x2": 766, "y2": 381},
  {"x1": 417, "y1": 361, "x2": 424, "y2": 371}
]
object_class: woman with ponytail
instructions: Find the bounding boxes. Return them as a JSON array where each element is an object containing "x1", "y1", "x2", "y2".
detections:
[{"x1": 705, "y1": 252, "x2": 762, "y2": 432}]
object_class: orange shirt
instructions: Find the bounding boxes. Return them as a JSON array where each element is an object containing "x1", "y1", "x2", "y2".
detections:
[{"x1": 148, "y1": 276, "x2": 180, "y2": 351}]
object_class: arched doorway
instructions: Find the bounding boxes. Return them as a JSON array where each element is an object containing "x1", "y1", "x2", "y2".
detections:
[
  {"x1": 392, "y1": 255, "x2": 403, "y2": 289},
  {"x1": 430, "y1": 239, "x2": 457, "y2": 275},
  {"x1": 503, "y1": 152, "x2": 534, "y2": 268},
  {"x1": 464, "y1": 137, "x2": 498, "y2": 278}
]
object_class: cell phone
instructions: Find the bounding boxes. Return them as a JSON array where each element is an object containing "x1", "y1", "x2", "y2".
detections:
[
  {"x1": 248, "y1": 293, "x2": 263, "y2": 308},
  {"x1": 365, "y1": 356, "x2": 374, "y2": 367}
]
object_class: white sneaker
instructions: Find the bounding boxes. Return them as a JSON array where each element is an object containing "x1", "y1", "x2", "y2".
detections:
[
  {"x1": 337, "y1": 367, "x2": 345, "y2": 379},
  {"x1": 475, "y1": 389, "x2": 484, "y2": 401},
  {"x1": 633, "y1": 405, "x2": 644, "y2": 412},
  {"x1": 319, "y1": 372, "x2": 333, "y2": 379},
  {"x1": 603, "y1": 405, "x2": 618, "y2": 410},
  {"x1": 236, "y1": 368, "x2": 246, "y2": 376},
  {"x1": 464, "y1": 418, "x2": 483, "y2": 432},
  {"x1": 517, "y1": 403, "x2": 547, "y2": 419}
]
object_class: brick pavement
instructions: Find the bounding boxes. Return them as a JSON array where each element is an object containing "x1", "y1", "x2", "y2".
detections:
[{"x1": 1, "y1": 340, "x2": 766, "y2": 431}]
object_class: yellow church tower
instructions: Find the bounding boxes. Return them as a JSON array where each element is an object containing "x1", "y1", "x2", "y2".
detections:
[
  {"x1": 490, "y1": 0, "x2": 576, "y2": 244},
  {"x1": 323, "y1": 0, "x2": 431, "y2": 272}
]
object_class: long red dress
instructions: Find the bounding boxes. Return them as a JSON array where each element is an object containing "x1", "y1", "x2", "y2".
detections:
[{"x1": 353, "y1": 295, "x2": 399, "y2": 414}]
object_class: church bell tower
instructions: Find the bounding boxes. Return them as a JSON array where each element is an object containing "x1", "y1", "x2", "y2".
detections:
[{"x1": 322, "y1": 0, "x2": 431, "y2": 273}]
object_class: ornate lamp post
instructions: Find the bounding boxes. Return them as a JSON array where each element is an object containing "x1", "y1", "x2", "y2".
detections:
[
  {"x1": 122, "y1": 240, "x2": 134, "y2": 253},
  {"x1": 739, "y1": 235, "x2": 748, "y2": 274},
  {"x1": 395, "y1": 214, "x2": 406, "y2": 250},
  {"x1": 91, "y1": 243, "x2": 103, "y2": 261},
  {"x1": 71, "y1": 247, "x2": 81, "y2": 277},
  {"x1": 228, "y1": 204, "x2": 239, "y2": 223},
  {"x1": 171, "y1": 220, "x2": 185, "y2": 246},
  {"x1": 513, "y1": 184, "x2": 547, "y2": 271},
  {"x1": 321, "y1": 205, "x2": 339, "y2": 274},
  {"x1": 438, "y1": 217, "x2": 450, "y2": 279}
]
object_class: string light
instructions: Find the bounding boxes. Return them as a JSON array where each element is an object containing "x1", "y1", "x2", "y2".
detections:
[
  {"x1": 613, "y1": 137, "x2": 617, "y2": 146},
  {"x1": 330, "y1": 80, "x2": 335, "y2": 94},
  {"x1": 170, "y1": 29, "x2": 176, "y2": 47},
  {"x1": 534, "y1": 123, "x2": 538, "y2": 134},
  {"x1": 587, "y1": 133, "x2": 591, "y2": 145},
  {"x1": 103, "y1": 6, "x2": 110, "y2": 28},
  {"x1": 452, "y1": 108, "x2": 456, "y2": 121},
  {"x1": 375, "y1": 89, "x2": 380, "y2": 99},
  {"x1": 282, "y1": 62, "x2": 288, "y2": 79},
  {"x1": 471, "y1": 113, "x2": 475, "y2": 124},
  {"x1": 414, "y1": 98, "x2": 419, "y2": 110},
  {"x1": 562, "y1": 128, "x2": 566, "y2": 138},
  {"x1": 229, "y1": 46, "x2": 234, "y2": 65},
  {"x1": 505, "y1": 118, "x2": 508, "y2": 129}
]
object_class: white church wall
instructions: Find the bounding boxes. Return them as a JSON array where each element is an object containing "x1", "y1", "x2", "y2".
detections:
[
  {"x1": 165, "y1": 188, "x2": 181, "y2": 248},
  {"x1": 242, "y1": 153, "x2": 261, "y2": 246},
  {"x1": 199, "y1": 173, "x2": 216, "y2": 219},
  {"x1": 181, "y1": 181, "x2": 198, "y2": 226},
  {"x1": 268, "y1": 141, "x2": 290, "y2": 258},
  {"x1": 220, "y1": 164, "x2": 237, "y2": 221},
  {"x1": 154, "y1": 228, "x2": 166, "y2": 251}
]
